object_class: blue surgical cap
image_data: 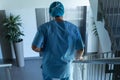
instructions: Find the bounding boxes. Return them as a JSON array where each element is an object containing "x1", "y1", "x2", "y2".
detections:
[{"x1": 49, "y1": 1, "x2": 64, "y2": 17}]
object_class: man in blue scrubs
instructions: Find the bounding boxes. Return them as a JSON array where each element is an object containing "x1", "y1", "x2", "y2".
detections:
[{"x1": 32, "y1": 1, "x2": 84, "y2": 80}]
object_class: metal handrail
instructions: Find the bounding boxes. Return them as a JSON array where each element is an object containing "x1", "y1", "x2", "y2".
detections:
[
  {"x1": 0, "y1": 64, "x2": 12, "y2": 68},
  {"x1": 73, "y1": 52, "x2": 120, "y2": 64},
  {"x1": 73, "y1": 57, "x2": 120, "y2": 64},
  {"x1": 0, "y1": 63, "x2": 12, "y2": 80}
]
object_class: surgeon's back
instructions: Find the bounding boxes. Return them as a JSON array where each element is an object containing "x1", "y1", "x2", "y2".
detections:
[{"x1": 32, "y1": 1, "x2": 84, "y2": 80}]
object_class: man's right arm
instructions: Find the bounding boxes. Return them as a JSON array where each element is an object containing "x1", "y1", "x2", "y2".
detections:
[
  {"x1": 75, "y1": 49, "x2": 84, "y2": 60},
  {"x1": 32, "y1": 45, "x2": 42, "y2": 52}
]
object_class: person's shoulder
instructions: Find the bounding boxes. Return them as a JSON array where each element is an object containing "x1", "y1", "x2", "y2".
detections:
[
  {"x1": 64, "y1": 21, "x2": 77, "y2": 29},
  {"x1": 41, "y1": 21, "x2": 50, "y2": 27},
  {"x1": 65, "y1": 21, "x2": 76, "y2": 26},
  {"x1": 38, "y1": 21, "x2": 51, "y2": 29}
]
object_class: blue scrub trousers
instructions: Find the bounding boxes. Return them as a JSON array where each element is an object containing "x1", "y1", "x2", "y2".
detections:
[{"x1": 42, "y1": 72, "x2": 70, "y2": 80}]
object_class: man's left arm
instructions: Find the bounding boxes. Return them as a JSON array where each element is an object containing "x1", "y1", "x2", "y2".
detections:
[{"x1": 32, "y1": 26, "x2": 44, "y2": 53}]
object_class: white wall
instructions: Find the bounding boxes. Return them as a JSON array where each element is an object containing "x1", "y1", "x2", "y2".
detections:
[
  {"x1": 0, "y1": 0, "x2": 89, "y2": 10},
  {"x1": 96, "y1": 22, "x2": 111, "y2": 52},
  {"x1": 89, "y1": 0, "x2": 98, "y2": 21},
  {"x1": 0, "y1": 0, "x2": 90, "y2": 58},
  {"x1": 86, "y1": 7, "x2": 99, "y2": 52},
  {"x1": 0, "y1": 44, "x2": 2, "y2": 59},
  {"x1": 5, "y1": 9, "x2": 39, "y2": 57},
  {"x1": 89, "y1": 0, "x2": 111, "y2": 52}
]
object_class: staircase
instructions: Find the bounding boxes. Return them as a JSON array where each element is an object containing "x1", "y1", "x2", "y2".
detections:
[
  {"x1": 98, "y1": 0, "x2": 120, "y2": 80},
  {"x1": 72, "y1": 0, "x2": 120, "y2": 80}
]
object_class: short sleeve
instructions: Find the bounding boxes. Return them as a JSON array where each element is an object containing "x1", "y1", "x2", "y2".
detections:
[
  {"x1": 75, "y1": 28, "x2": 85, "y2": 50},
  {"x1": 32, "y1": 26, "x2": 44, "y2": 48}
]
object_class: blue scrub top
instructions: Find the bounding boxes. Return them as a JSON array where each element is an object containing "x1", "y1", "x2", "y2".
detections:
[{"x1": 32, "y1": 20, "x2": 84, "y2": 78}]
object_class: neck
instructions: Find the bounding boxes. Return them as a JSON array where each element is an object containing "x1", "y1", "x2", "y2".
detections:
[{"x1": 55, "y1": 17, "x2": 63, "y2": 22}]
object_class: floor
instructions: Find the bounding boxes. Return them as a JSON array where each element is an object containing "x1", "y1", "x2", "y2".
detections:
[{"x1": 0, "y1": 59, "x2": 43, "y2": 80}]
